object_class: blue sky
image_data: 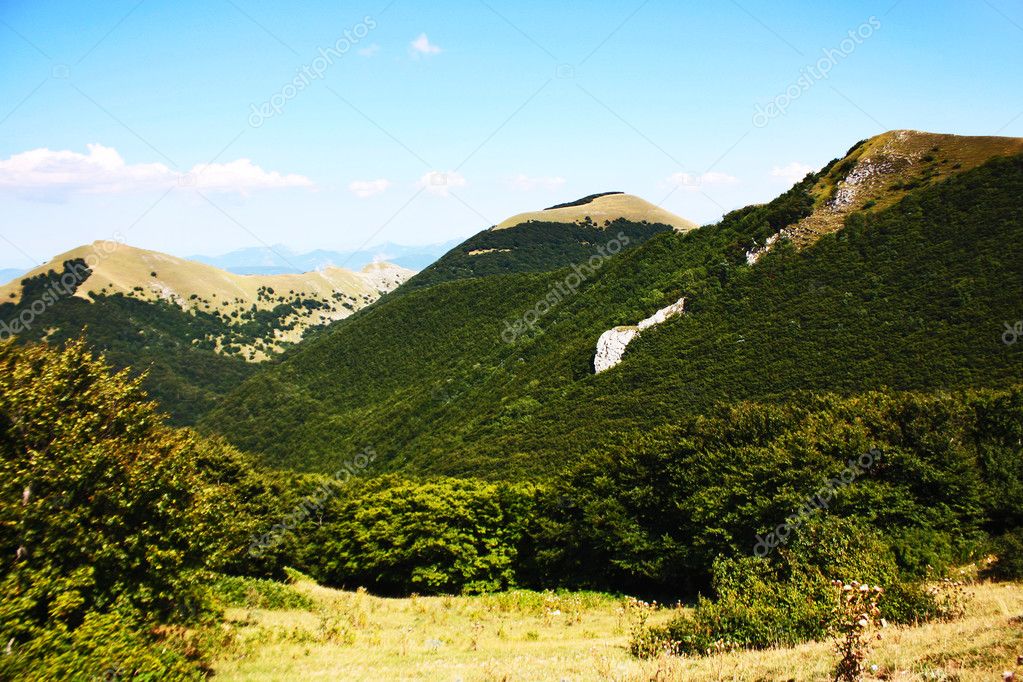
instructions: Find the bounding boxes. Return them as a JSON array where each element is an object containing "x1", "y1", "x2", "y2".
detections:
[{"x1": 1, "y1": 0, "x2": 1021, "y2": 269}]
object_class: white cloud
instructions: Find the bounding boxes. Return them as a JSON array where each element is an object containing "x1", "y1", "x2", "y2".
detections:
[
  {"x1": 410, "y1": 33, "x2": 442, "y2": 57},
  {"x1": 0, "y1": 144, "x2": 172, "y2": 195},
  {"x1": 664, "y1": 171, "x2": 739, "y2": 191},
  {"x1": 507, "y1": 174, "x2": 566, "y2": 191},
  {"x1": 0, "y1": 144, "x2": 313, "y2": 198},
  {"x1": 417, "y1": 170, "x2": 466, "y2": 197},
  {"x1": 358, "y1": 43, "x2": 380, "y2": 57},
  {"x1": 348, "y1": 178, "x2": 391, "y2": 198},
  {"x1": 186, "y1": 159, "x2": 313, "y2": 193},
  {"x1": 770, "y1": 162, "x2": 815, "y2": 183}
]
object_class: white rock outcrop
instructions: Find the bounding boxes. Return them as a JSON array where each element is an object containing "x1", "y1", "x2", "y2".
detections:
[
  {"x1": 745, "y1": 232, "x2": 784, "y2": 266},
  {"x1": 594, "y1": 326, "x2": 639, "y2": 373},
  {"x1": 594, "y1": 297, "x2": 686, "y2": 373}
]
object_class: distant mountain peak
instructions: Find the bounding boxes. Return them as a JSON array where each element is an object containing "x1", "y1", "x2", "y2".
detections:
[
  {"x1": 492, "y1": 192, "x2": 696, "y2": 232},
  {"x1": 0, "y1": 242, "x2": 414, "y2": 361}
]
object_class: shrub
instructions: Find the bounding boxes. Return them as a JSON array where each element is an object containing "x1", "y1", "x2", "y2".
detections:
[
  {"x1": 0, "y1": 339, "x2": 261, "y2": 675},
  {"x1": 986, "y1": 528, "x2": 1023, "y2": 580},
  {"x1": 631, "y1": 517, "x2": 951, "y2": 657},
  {"x1": 211, "y1": 575, "x2": 313, "y2": 610},
  {"x1": 0, "y1": 609, "x2": 204, "y2": 681},
  {"x1": 307, "y1": 477, "x2": 538, "y2": 595}
]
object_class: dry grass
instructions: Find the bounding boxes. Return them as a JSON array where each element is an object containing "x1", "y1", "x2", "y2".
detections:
[
  {"x1": 492, "y1": 193, "x2": 697, "y2": 232},
  {"x1": 210, "y1": 578, "x2": 1023, "y2": 681},
  {"x1": 786, "y1": 130, "x2": 1023, "y2": 250},
  {"x1": 0, "y1": 242, "x2": 413, "y2": 358}
]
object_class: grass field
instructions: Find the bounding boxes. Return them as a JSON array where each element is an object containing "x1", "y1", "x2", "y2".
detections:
[{"x1": 210, "y1": 577, "x2": 1023, "y2": 681}]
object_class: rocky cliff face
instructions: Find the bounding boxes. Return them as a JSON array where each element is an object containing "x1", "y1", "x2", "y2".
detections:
[{"x1": 593, "y1": 297, "x2": 686, "y2": 373}]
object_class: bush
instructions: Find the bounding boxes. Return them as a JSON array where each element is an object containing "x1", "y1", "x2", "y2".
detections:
[
  {"x1": 0, "y1": 609, "x2": 205, "y2": 681},
  {"x1": 307, "y1": 477, "x2": 538, "y2": 595},
  {"x1": 986, "y1": 528, "x2": 1023, "y2": 580},
  {"x1": 0, "y1": 339, "x2": 262, "y2": 675},
  {"x1": 211, "y1": 575, "x2": 313, "y2": 610},
  {"x1": 631, "y1": 517, "x2": 950, "y2": 657}
]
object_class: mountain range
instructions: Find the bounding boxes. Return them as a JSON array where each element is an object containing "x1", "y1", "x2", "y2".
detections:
[
  {"x1": 3, "y1": 130, "x2": 1021, "y2": 463},
  {"x1": 200, "y1": 130, "x2": 1023, "y2": 477}
]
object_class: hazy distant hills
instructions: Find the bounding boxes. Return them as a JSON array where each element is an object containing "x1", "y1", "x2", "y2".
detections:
[
  {"x1": 203, "y1": 130, "x2": 1023, "y2": 477},
  {"x1": 189, "y1": 240, "x2": 459, "y2": 275}
]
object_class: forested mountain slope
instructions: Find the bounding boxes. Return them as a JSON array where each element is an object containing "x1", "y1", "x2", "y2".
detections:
[
  {"x1": 203, "y1": 133, "x2": 1023, "y2": 477},
  {"x1": 400, "y1": 193, "x2": 693, "y2": 291},
  {"x1": 0, "y1": 245, "x2": 411, "y2": 424}
]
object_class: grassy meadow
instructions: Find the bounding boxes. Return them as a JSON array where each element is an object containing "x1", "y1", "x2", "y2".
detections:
[{"x1": 211, "y1": 576, "x2": 1023, "y2": 681}]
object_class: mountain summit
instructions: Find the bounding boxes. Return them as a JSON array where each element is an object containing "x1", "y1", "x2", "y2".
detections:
[
  {"x1": 493, "y1": 192, "x2": 696, "y2": 232},
  {"x1": 403, "y1": 193, "x2": 695, "y2": 291}
]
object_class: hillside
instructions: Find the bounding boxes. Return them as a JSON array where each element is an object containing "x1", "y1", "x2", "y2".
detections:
[
  {"x1": 493, "y1": 192, "x2": 697, "y2": 231},
  {"x1": 779, "y1": 130, "x2": 1023, "y2": 250},
  {"x1": 0, "y1": 245, "x2": 412, "y2": 424},
  {"x1": 1, "y1": 242, "x2": 412, "y2": 358},
  {"x1": 401, "y1": 193, "x2": 693, "y2": 291},
  {"x1": 203, "y1": 131, "x2": 1023, "y2": 477}
]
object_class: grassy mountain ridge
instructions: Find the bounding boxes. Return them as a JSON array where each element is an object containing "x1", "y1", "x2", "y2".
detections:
[
  {"x1": 0, "y1": 244, "x2": 412, "y2": 424},
  {"x1": 202, "y1": 133, "x2": 1023, "y2": 477},
  {"x1": 785, "y1": 129, "x2": 1023, "y2": 249},
  {"x1": 1, "y1": 242, "x2": 413, "y2": 359},
  {"x1": 493, "y1": 192, "x2": 697, "y2": 231},
  {"x1": 400, "y1": 193, "x2": 694, "y2": 291}
]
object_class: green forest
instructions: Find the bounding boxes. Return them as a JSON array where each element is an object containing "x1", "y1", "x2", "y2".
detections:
[
  {"x1": 205, "y1": 154, "x2": 1023, "y2": 477},
  {"x1": 2, "y1": 338, "x2": 1021, "y2": 676},
  {"x1": 3, "y1": 141, "x2": 1022, "y2": 678}
]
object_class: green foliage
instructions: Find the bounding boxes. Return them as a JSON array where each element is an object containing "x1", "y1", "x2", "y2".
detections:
[
  {"x1": 527, "y1": 387, "x2": 1008, "y2": 595},
  {"x1": 303, "y1": 476, "x2": 538, "y2": 595},
  {"x1": 0, "y1": 338, "x2": 270, "y2": 675},
  {"x1": 211, "y1": 575, "x2": 313, "y2": 610},
  {"x1": 402, "y1": 218, "x2": 670, "y2": 291},
  {"x1": 634, "y1": 517, "x2": 941, "y2": 657},
  {"x1": 987, "y1": 528, "x2": 1023, "y2": 580},
  {"x1": 207, "y1": 155, "x2": 1023, "y2": 480},
  {"x1": 0, "y1": 609, "x2": 204, "y2": 681}
]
